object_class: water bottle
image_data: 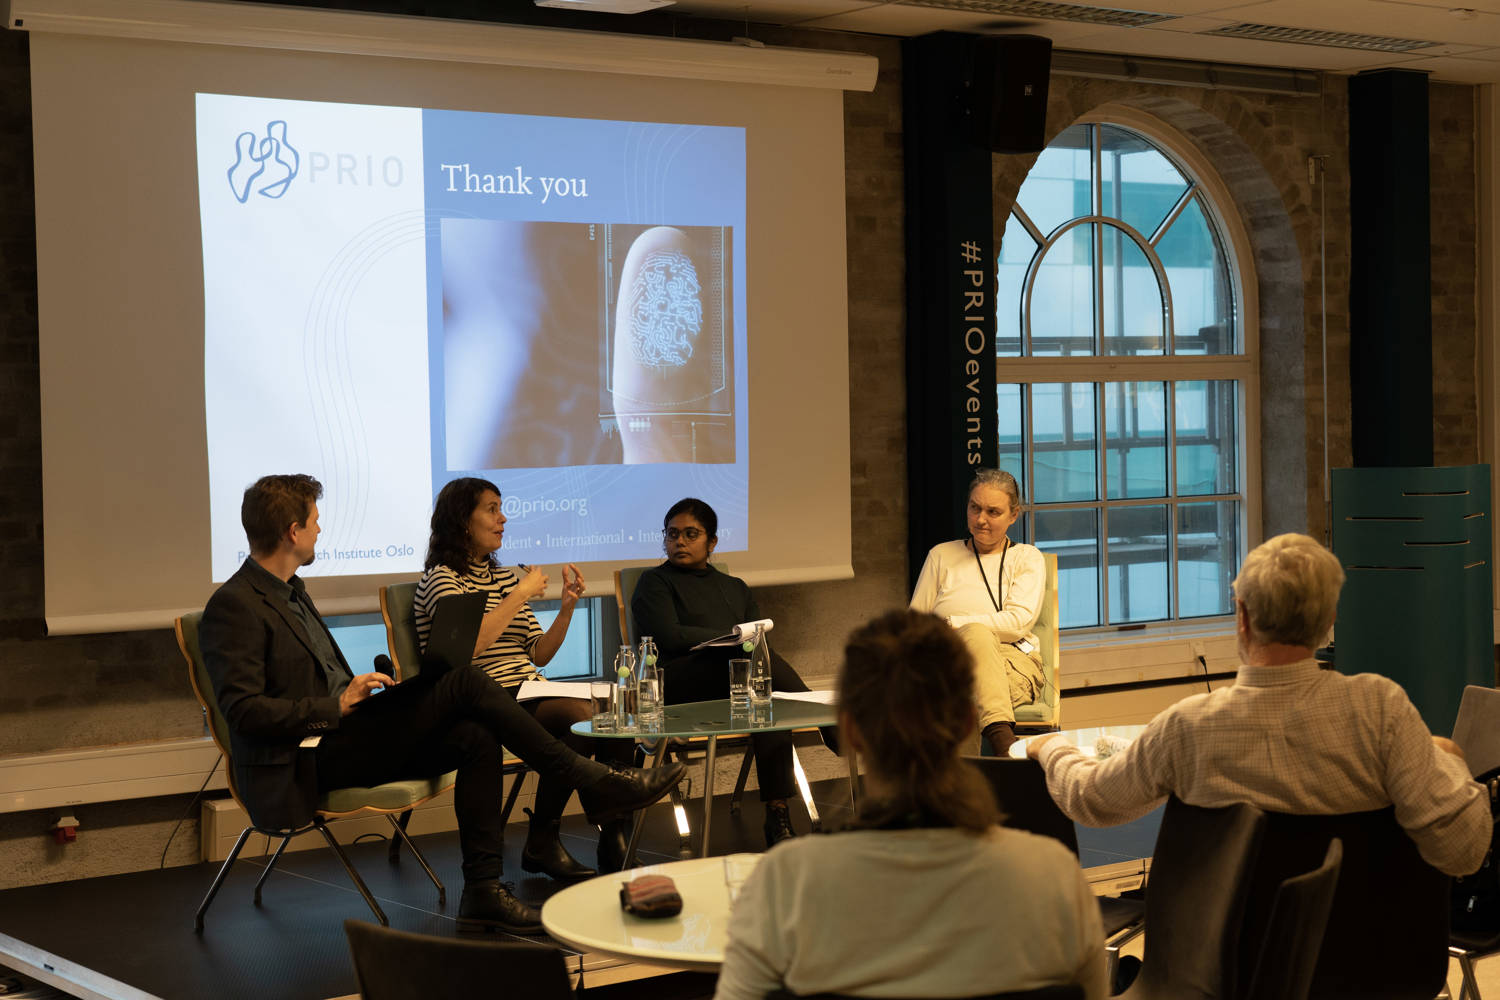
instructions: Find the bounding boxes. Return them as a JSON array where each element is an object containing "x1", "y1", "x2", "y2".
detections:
[
  {"x1": 747, "y1": 624, "x2": 773, "y2": 726},
  {"x1": 636, "y1": 635, "x2": 663, "y2": 731},
  {"x1": 613, "y1": 644, "x2": 636, "y2": 732}
]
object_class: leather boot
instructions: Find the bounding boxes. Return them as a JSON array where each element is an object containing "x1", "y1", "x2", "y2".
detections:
[
  {"x1": 597, "y1": 819, "x2": 631, "y2": 874},
  {"x1": 578, "y1": 761, "x2": 686, "y2": 824},
  {"x1": 457, "y1": 879, "x2": 543, "y2": 934},
  {"x1": 763, "y1": 799, "x2": 796, "y2": 848},
  {"x1": 521, "y1": 808, "x2": 596, "y2": 882},
  {"x1": 520, "y1": 776, "x2": 595, "y2": 882}
]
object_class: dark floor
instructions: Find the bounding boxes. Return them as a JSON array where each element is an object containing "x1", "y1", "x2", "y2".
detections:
[
  {"x1": 0, "y1": 779, "x2": 858, "y2": 1000},
  {"x1": 0, "y1": 777, "x2": 1159, "y2": 1000}
]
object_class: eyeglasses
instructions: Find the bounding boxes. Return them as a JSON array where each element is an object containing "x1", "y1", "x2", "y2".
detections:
[{"x1": 665, "y1": 527, "x2": 705, "y2": 541}]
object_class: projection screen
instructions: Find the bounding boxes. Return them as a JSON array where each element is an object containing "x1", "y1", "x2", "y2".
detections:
[{"x1": 19, "y1": 1, "x2": 870, "y2": 632}]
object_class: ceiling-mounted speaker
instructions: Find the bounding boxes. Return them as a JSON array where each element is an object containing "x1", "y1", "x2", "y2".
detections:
[{"x1": 964, "y1": 34, "x2": 1052, "y2": 154}]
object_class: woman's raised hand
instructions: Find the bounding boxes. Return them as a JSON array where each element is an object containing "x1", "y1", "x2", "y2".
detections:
[
  {"x1": 517, "y1": 564, "x2": 549, "y2": 601},
  {"x1": 560, "y1": 563, "x2": 586, "y2": 609}
]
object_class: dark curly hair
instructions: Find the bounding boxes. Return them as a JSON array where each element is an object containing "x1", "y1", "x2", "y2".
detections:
[
  {"x1": 425, "y1": 477, "x2": 502, "y2": 574},
  {"x1": 838, "y1": 609, "x2": 1000, "y2": 833}
]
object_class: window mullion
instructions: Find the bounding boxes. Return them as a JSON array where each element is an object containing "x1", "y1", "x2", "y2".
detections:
[
  {"x1": 1095, "y1": 380, "x2": 1109, "y2": 627},
  {"x1": 1167, "y1": 380, "x2": 1179, "y2": 620}
]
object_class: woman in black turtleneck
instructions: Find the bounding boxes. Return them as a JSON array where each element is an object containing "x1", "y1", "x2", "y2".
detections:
[{"x1": 631, "y1": 497, "x2": 813, "y2": 848}]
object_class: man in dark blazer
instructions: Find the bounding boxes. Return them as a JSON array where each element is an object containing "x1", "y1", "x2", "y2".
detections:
[{"x1": 201, "y1": 473, "x2": 684, "y2": 933}]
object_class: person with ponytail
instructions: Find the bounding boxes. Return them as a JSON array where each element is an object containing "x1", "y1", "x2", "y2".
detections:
[{"x1": 714, "y1": 609, "x2": 1105, "y2": 1000}]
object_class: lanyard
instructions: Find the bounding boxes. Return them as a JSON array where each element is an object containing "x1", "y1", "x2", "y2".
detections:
[{"x1": 969, "y1": 536, "x2": 1008, "y2": 614}]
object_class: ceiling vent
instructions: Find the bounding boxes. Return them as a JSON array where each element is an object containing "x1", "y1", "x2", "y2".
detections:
[
  {"x1": 1201, "y1": 23, "x2": 1440, "y2": 53},
  {"x1": 897, "y1": 0, "x2": 1175, "y2": 29}
]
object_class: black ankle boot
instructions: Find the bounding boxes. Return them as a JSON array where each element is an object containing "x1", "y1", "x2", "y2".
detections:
[
  {"x1": 520, "y1": 807, "x2": 596, "y2": 882},
  {"x1": 457, "y1": 879, "x2": 543, "y2": 934},
  {"x1": 578, "y1": 761, "x2": 687, "y2": 824},
  {"x1": 597, "y1": 819, "x2": 630, "y2": 874},
  {"x1": 763, "y1": 800, "x2": 796, "y2": 848}
]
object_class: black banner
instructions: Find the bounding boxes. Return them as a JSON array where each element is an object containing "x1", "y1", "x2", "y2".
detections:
[{"x1": 903, "y1": 32, "x2": 998, "y2": 587}]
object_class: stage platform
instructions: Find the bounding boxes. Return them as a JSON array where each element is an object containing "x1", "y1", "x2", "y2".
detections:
[{"x1": 0, "y1": 777, "x2": 1159, "y2": 1000}]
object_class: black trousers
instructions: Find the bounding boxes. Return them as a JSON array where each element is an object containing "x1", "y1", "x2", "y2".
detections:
[
  {"x1": 662, "y1": 648, "x2": 809, "y2": 801},
  {"x1": 314, "y1": 666, "x2": 607, "y2": 882}
]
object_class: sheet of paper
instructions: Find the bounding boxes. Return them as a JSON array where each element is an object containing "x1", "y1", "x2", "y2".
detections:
[
  {"x1": 771, "y1": 689, "x2": 837, "y2": 705},
  {"x1": 515, "y1": 679, "x2": 595, "y2": 702}
]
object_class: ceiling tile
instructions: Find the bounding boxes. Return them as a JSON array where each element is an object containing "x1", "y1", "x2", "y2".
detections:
[
  {"x1": 1208, "y1": 0, "x2": 1500, "y2": 47},
  {"x1": 1060, "y1": 24, "x2": 1389, "y2": 67}
]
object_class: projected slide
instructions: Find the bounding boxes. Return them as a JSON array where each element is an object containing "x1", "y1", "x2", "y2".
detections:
[{"x1": 197, "y1": 94, "x2": 747, "y2": 582}]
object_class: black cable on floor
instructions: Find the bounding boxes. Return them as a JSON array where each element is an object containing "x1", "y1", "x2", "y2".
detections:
[{"x1": 160, "y1": 753, "x2": 222, "y2": 869}]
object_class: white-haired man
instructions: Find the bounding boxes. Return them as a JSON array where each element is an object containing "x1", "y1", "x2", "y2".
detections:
[{"x1": 1029, "y1": 532, "x2": 1489, "y2": 877}]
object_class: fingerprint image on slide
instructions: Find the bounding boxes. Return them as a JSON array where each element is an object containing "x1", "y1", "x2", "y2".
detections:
[
  {"x1": 606, "y1": 224, "x2": 734, "y2": 464},
  {"x1": 627, "y1": 246, "x2": 702, "y2": 368}
]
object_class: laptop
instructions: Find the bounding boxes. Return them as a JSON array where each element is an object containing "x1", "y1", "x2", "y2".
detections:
[
  {"x1": 1453, "y1": 684, "x2": 1500, "y2": 779},
  {"x1": 419, "y1": 592, "x2": 488, "y2": 679}
]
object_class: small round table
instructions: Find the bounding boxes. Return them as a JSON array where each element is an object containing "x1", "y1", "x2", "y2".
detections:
[{"x1": 541, "y1": 854, "x2": 759, "y2": 971}]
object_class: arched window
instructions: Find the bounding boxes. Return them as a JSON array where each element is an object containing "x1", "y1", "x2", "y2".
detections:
[{"x1": 997, "y1": 119, "x2": 1256, "y2": 629}]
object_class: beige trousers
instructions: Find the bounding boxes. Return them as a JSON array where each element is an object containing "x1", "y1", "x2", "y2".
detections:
[{"x1": 955, "y1": 623, "x2": 1046, "y2": 729}]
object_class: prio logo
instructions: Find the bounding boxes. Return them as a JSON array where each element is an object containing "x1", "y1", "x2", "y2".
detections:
[{"x1": 228, "y1": 120, "x2": 300, "y2": 203}]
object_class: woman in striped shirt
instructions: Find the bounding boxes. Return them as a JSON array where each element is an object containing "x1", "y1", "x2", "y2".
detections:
[{"x1": 415, "y1": 477, "x2": 635, "y2": 881}]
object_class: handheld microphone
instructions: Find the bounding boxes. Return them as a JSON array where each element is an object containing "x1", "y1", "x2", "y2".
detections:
[{"x1": 372, "y1": 654, "x2": 394, "y2": 685}]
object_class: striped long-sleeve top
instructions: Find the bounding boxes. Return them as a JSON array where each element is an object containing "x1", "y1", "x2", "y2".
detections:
[{"x1": 413, "y1": 559, "x2": 542, "y2": 687}]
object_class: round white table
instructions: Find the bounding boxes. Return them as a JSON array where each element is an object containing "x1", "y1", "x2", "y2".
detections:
[
  {"x1": 541, "y1": 855, "x2": 760, "y2": 972},
  {"x1": 1010, "y1": 724, "x2": 1150, "y2": 758}
]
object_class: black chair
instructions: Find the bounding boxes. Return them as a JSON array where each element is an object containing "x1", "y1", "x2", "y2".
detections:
[
  {"x1": 968, "y1": 757, "x2": 1146, "y2": 986},
  {"x1": 1241, "y1": 838, "x2": 1343, "y2": 1000},
  {"x1": 1117, "y1": 796, "x2": 1266, "y2": 1000},
  {"x1": 1234, "y1": 808, "x2": 1449, "y2": 1000},
  {"x1": 344, "y1": 919, "x2": 572, "y2": 1000},
  {"x1": 765, "y1": 987, "x2": 1083, "y2": 1000},
  {"x1": 1449, "y1": 684, "x2": 1500, "y2": 1000}
]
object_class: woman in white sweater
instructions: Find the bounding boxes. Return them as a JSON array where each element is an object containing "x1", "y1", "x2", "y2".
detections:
[
  {"x1": 714, "y1": 608, "x2": 1106, "y2": 1000},
  {"x1": 911, "y1": 467, "x2": 1046, "y2": 756}
]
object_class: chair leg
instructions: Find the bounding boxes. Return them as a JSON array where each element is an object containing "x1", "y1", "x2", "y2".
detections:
[
  {"x1": 253, "y1": 834, "x2": 292, "y2": 904},
  {"x1": 387, "y1": 809, "x2": 412, "y2": 864},
  {"x1": 728, "y1": 750, "x2": 754, "y2": 817},
  {"x1": 195, "y1": 826, "x2": 255, "y2": 933},
  {"x1": 624, "y1": 741, "x2": 671, "y2": 868},
  {"x1": 499, "y1": 766, "x2": 528, "y2": 826},
  {"x1": 1451, "y1": 945, "x2": 1482, "y2": 1000},
  {"x1": 700, "y1": 736, "x2": 719, "y2": 859},
  {"x1": 791, "y1": 749, "x2": 821, "y2": 832},
  {"x1": 314, "y1": 818, "x2": 388, "y2": 926},
  {"x1": 385, "y1": 813, "x2": 446, "y2": 905}
]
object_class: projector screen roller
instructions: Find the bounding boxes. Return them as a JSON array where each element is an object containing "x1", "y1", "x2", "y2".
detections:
[
  {"x1": 26, "y1": 8, "x2": 859, "y2": 633},
  {"x1": 197, "y1": 94, "x2": 748, "y2": 582}
]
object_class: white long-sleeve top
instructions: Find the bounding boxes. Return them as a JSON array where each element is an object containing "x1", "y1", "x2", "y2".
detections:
[
  {"x1": 1034, "y1": 658, "x2": 1491, "y2": 876},
  {"x1": 909, "y1": 538, "x2": 1044, "y2": 646},
  {"x1": 713, "y1": 825, "x2": 1107, "y2": 1000}
]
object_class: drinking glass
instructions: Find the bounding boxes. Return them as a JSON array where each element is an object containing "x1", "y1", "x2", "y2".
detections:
[
  {"x1": 590, "y1": 680, "x2": 617, "y2": 734},
  {"x1": 723, "y1": 853, "x2": 760, "y2": 904},
  {"x1": 749, "y1": 659, "x2": 772, "y2": 727},
  {"x1": 728, "y1": 658, "x2": 751, "y2": 718}
]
